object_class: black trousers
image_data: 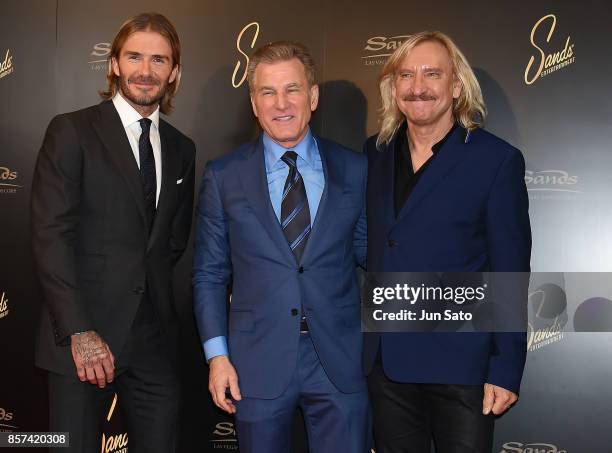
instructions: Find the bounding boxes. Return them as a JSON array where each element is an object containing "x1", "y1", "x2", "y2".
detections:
[
  {"x1": 367, "y1": 354, "x2": 494, "y2": 453},
  {"x1": 48, "y1": 299, "x2": 180, "y2": 453}
]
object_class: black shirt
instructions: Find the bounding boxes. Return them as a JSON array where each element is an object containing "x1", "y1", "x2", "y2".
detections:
[{"x1": 393, "y1": 122, "x2": 458, "y2": 217}]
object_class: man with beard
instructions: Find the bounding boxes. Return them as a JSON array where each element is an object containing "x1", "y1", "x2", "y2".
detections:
[
  {"x1": 31, "y1": 13, "x2": 195, "y2": 453},
  {"x1": 363, "y1": 32, "x2": 531, "y2": 452}
]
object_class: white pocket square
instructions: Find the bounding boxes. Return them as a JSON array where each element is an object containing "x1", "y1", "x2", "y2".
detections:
[{"x1": 176, "y1": 178, "x2": 183, "y2": 185}]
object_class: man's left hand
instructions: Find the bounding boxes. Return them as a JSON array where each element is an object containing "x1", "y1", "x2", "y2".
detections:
[{"x1": 482, "y1": 383, "x2": 517, "y2": 415}]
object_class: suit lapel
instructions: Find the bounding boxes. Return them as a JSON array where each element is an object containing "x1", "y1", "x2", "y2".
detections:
[
  {"x1": 301, "y1": 137, "x2": 343, "y2": 263},
  {"x1": 147, "y1": 120, "x2": 178, "y2": 251},
  {"x1": 393, "y1": 126, "x2": 466, "y2": 226},
  {"x1": 380, "y1": 134, "x2": 398, "y2": 231},
  {"x1": 238, "y1": 137, "x2": 296, "y2": 263},
  {"x1": 92, "y1": 101, "x2": 147, "y2": 228}
]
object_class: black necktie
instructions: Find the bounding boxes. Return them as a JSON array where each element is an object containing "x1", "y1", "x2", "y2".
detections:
[
  {"x1": 138, "y1": 118, "x2": 156, "y2": 228},
  {"x1": 281, "y1": 151, "x2": 311, "y2": 262}
]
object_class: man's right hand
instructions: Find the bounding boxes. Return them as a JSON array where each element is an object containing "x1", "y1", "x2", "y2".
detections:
[
  {"x1": 70, "y1": 331, "x2": 115, "y2": 388},
  {"x1": 208, "y1": 355, "x2": 242, "y2": 414}
]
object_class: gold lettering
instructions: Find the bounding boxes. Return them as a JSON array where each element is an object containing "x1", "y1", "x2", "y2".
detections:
[
  {"x1": 91, "y1": 42, "x2": 111, "y2": 57},
  {"x1": 525, "y1": 14, "x2": 575, "y2": 84},
  {"x1": 525, "y1": 14, "x2": 556, "y2": 85},
  {"x1": 560, "y1": 37, "x2": 572, "y2": 60},
  {"x1": 528, "y1": 317, "x2": 563, "y2": 350},
  {"x1": 544, "y1": 37, "x2": 573, "y2": 69},
  {"x1": 0, "y1": 292, "x2": 7, "y2": 312},
  {"x1": 0, "y1": 49, "x2": 13, "y2": 79},
  {"x1": 0, "y1": 50, "x2": 10, "y2": 71},
  {"x1": 106, "y1": 394, "x2": 118, "y2": 422},
  {"x1": 527, "y1": 322, "x2": 535, "y2": 349},
  {"x1": 0, "y1": 167, "x2": 17, "y2": 180},
  {"x1": 101, "y1": 433, "x2": 128, "y2": 453},
  {"x1": 365, "y1": 37, "x2": 387, "y2": 52},
  {"x1": 232, "y1": 22, "x2": 260, "y2": 89}
]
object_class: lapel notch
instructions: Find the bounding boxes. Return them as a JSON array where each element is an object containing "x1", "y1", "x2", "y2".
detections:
[{"x1": 92, "y1": 101, "x2": 148, "y2": 227}]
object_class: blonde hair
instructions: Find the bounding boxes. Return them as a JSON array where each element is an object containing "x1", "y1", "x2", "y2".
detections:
[
  {"x1": 247, "y1": 41, "x2": 316, "y2": 92},
  {"x1": 100, "y1": 12, "x2": 181, "y2": 115},
  {"x1": 377, "y1": 31, "x2": 486, "y2": 147}
]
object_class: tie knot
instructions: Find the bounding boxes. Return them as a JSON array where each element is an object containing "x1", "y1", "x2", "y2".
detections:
[
  {"x1": 281, "y1": 150, "x2": 298, "y2": 168},
  {"x1": 139, "y1": 117, "x2": 152, "y2": 133}
]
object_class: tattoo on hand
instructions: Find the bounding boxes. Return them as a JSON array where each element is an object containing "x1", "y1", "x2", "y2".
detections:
[{"x1": 72, "y1": 331, "x2": 107, "y2": 367}]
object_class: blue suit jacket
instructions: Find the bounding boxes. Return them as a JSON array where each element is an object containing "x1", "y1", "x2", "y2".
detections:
[
  {"x1": 193, "y1": 135, "x2": 367, "y2": 399},
  {"x1": 363, "y1": 125, "x2": 531, "y2": 394}
]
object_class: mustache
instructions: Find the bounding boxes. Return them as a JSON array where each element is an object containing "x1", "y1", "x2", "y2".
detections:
[
  {"x1": 128, "y1": 76, "x2": 160, "y2": 86},
  {"x1": 402, "y1": 94, "x2": 437, "y2": 101}
]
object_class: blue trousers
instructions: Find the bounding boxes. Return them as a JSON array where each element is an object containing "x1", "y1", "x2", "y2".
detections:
[{"x1": 234, "y1": 334, "x2": 370, "y2": 453}]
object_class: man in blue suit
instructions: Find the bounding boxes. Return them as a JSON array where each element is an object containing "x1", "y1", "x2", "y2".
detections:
[
  {"x1": 363, "y1": 32, "x2": 531, "y2": 452},
  {"x1": 193, "y1": 41, "x2": 369, "y2": 453}
]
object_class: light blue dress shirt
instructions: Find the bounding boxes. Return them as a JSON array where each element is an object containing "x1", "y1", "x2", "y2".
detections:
[{"x1": 203, "y1": 129, "x2": 325, "y2": 361}]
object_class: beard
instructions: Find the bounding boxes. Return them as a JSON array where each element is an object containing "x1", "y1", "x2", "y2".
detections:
[{"x1": 119, "y1": 74, "x2": 169, "y2": 107}]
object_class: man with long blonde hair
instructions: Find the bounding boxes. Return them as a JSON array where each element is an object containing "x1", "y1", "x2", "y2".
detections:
[
  {"x1": 363, "y1": 31, "x2": 531, "y2": 452},
  {"x1": 32, "y1": 13, "x2": 194, "y2": 452}
]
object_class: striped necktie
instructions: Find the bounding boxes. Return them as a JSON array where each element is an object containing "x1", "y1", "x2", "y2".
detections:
[{"x1": 280, "y1": 151, "x2": 311, "y2": 262}]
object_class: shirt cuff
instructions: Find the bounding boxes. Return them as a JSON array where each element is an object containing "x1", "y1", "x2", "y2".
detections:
[{"x1": 203, "y1": 336, "x2": 228, "y2": 362}]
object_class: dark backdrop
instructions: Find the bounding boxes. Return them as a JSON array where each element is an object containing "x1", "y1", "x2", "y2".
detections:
[{"x1": 1, "y1": 1, "x2": 611, "y2": 452}]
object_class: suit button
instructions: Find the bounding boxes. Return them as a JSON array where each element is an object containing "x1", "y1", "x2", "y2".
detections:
[
  {"x1": 133, "y1": 286, "x2": 145, "y2": 295},
  {"x1": 298, "y1": 266, "x2": 304, "y2": 273},
  {"x1": 291, "y1": 308, "x2": 299, "y2": 316},
  {"x1": 388, "y1": 239, "x2": 398, "y2": 248}
]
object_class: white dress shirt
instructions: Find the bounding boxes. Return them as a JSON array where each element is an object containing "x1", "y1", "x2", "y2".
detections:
[{"x1": 112, "y1": 92, "x2": 162, "y2": 206}]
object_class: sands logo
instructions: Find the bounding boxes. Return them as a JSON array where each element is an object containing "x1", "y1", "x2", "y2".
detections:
[
  {"x1": 0, "y1": 292, "x2": 9, "y2": 320},
  {"x1": 525, "y1": 169, "x2": 581, "y2": 200},
  {"x1": 525, "y1": 170, "x2": 579, "y2": 192},
  {"x1": 528, "y1": 316, "x2": 564, "y2": 351},
  {"x1": 0, "y1": 49, "x2": 14, "y2": 80},
  {"x1": 500, "y1": 442, "x2": 567, "y2": 453},
  {"x1": 210, "y1": 421, "x2": 238, "y2": 450},
  {"x1": 0, "y1": 407, "x2": 17, "y2": 432},
  {"x1": 89, "y1": 42, "x2": 111, "y2": 71},
  {"x1": 232, "y1": 22, "x2": 260, "y2": 88},
  {"x1": 527, "y1": 283, "x2": 567, "y2": 352},
  {"x1": 524, "y1": 14, "x2": 575, "y2": 85},
  {"x1": 362, "y1": 35, "x2": 409, "y2": 66},
  {"x1": 0, "y1": 166, "x2": 22, "y2": 194},
  {"x1": 101, "y1": 432, "x2": 128, "y2": 453},
  {"x1": 101, "y1": 394, "x2": 128, "y2": 453}
]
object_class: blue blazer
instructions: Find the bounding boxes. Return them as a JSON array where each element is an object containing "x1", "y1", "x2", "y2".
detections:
[
  {"x1": 193, "y1": 135, "x2": 367, "y2": 399},
  {"x1": 363, "y1": 125, "x2": 531, "y2": 394}
]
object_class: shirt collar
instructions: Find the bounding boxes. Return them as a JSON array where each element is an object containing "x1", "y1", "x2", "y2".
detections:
[
  {"x1": 112, "y1": 92, "x2": 160, "y2": 130},
  {"x1": 263, "y1": 128, "x2": 316, "y2": 169},
  {"x1": 396, "y1": 121, "x2": 461, "y2": 154}
]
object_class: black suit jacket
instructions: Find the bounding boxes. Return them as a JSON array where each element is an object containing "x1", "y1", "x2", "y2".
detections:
[{"x1": 31, "y1": 100, "x2": 195, "y2": 375}]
